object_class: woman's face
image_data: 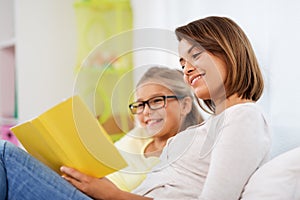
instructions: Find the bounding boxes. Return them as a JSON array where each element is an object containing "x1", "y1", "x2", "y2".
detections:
[
  {"x1": 178, "y1": 39, "x2": 227, "y2": 102},
  {"x1": 134, "y1": 83, "x2": 185, "y2": 139}
]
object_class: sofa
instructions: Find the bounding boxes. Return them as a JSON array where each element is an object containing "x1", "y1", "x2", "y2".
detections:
[{"x1": 240, "y1": 125, "x2": 300, "y2": 199}]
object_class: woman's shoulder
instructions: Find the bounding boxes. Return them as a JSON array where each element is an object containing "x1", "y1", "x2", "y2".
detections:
[
  {"x1": 209, "y1": 102, "x2": 271, "y2": 140},
  {"x1": 223, "y1": 102, "x2": 267, "y2": 121},
  {"x1": 226, "y1": 102, "x2": 262, "y2": 113}
]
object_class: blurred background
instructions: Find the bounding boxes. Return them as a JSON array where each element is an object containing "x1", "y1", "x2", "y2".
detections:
[{"x1": 0, "y1": 0, "x2": 299, "y2": 154}]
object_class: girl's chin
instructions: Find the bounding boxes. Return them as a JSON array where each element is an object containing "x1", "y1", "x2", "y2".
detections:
[{"x1": 146, "y1": 126, "x2": 163, "y2": 137}]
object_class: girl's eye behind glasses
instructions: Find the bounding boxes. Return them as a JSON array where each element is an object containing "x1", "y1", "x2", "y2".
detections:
[{"x1": 129, "y1": 95, "x2": 185, "y2": 115}]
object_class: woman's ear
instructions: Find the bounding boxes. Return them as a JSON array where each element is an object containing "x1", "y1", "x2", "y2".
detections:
[{"x1": 180, "y1": 96, "x2": 193, "y2": 116}]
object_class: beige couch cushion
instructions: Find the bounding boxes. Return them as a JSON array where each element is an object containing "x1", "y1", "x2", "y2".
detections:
[{"x1": 241, "y1": 146, "x2": 300, "y2": 200}]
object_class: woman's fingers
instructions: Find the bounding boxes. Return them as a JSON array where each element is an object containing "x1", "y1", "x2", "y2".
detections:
[
  {"x1": 60, "y1": 166, "x2": 86, "y2": 182},
  {"x1": 60, "y1": 167, "x2": 92, "y2": 194},
  {"x1": 62, "y1": 174, "x2": 82, "y2": 188},
  {"x1": 60, "y1": 166, "x2": 122, "y2": 199}
]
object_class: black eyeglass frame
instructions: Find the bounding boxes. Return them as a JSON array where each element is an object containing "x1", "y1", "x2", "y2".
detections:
[{"x1": 128, "y1": 95, "x2": 185, "y2": 114}]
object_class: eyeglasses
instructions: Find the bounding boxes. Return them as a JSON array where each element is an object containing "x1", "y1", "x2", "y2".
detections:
[{"x1": 129, "y1": 95, "x2": 185, "y2": 114}]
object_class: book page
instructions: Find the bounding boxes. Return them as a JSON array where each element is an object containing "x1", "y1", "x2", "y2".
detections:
[
  {"x1": 11, "y1": 96, "x2": 127, "y2": 177},
  {"x1": 10, "y1": 121, "x2": 69, "y2": 173}
]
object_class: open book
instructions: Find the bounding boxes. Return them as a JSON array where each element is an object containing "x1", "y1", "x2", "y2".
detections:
[{"x1": 10, "y1": 96, "x2": 127, "y2": 178}]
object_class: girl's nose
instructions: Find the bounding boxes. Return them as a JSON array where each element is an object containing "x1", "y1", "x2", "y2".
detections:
[{"x1": 142, "y1": 103, "x2": 151, "y2": 115}]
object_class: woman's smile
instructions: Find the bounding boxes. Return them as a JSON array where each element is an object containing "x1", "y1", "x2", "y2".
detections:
[{"x1": 189, "y1": 73, "x2": 206, "y2": 86}]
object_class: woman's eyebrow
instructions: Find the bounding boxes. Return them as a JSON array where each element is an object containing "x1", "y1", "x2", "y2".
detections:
[
  {"x1": 188, "y1": 44, "x2": 197, "y2": 54},
  {"x1": 179, "y1": 44, "x2": 199, "y2": 63}
]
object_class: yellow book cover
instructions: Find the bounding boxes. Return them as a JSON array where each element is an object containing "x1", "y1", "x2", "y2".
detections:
[{"x1": 10, "y1": 96, "x2": 127, "y2": 178}]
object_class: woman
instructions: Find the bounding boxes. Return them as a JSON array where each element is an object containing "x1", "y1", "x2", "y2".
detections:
[
  {"x1": 0, "y1": 66, "x2": 202, "y2": 199},
  {"x1": 60, "y1": 16, "x2": 271, "y2": 200}
]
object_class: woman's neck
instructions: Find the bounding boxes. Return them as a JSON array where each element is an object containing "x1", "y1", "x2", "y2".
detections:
[{"x1": 214, "y1": 94, "x2": 253, "y2": 114}]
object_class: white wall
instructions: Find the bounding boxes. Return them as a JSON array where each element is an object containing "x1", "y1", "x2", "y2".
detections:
[
  {"x1": 131, "y1": 0, "x2": 300, "y2": 133},
  {"x1": 15, "y1": 0, "x2": 77, "y2": 121},
  {"x1": 14, "y1": 0, "x2": 300, "y2": 139}
]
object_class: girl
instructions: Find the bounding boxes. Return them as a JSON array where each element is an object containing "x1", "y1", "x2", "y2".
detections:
[{"x1": 106, "y1": 66, "x2": 203, "y2": 191}]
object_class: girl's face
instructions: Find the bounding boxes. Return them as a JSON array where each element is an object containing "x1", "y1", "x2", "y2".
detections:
[
  {"x1": 178, "y1": 39, "x2": 227, "y2": 102},
  {"x1": 134, "y1": 83, "x2": 185, "y2": 139}
]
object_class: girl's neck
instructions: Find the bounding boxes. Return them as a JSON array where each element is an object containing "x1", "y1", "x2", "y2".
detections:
[{"x1": 144, "y1": 136, "x2": 169, "y2": 158}]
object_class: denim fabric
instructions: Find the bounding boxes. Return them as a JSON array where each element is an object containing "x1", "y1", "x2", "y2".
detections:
[
  {"x1": 0, "y1": 141, "x2": 7, "y2": 200},
  {"x1": 0, "y1": 140, "x2": 92, "y2": 200}
]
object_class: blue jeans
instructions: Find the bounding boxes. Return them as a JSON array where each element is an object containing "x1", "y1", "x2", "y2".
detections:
[{"x1": 0, "y1": 140, "x2": 92, "y2": 200}]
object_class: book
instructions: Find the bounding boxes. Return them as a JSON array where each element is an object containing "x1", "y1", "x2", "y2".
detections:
[{"x1": 10, "y1": 96, "x2": 127, "y2": 177}]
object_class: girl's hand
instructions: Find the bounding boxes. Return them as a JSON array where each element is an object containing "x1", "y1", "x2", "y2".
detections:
[{"x1": 60, "y1": 166, "x2": 121, "y2": 200}]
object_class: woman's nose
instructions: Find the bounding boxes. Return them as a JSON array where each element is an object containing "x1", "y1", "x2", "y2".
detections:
[{"x1": 183, "y1": 61, "x2": 195, "y2": 75}]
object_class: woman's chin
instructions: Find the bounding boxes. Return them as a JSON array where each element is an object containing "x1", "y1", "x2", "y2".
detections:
[{"x1": 195, "y1": 88, "x2": 210, "y2": 100}]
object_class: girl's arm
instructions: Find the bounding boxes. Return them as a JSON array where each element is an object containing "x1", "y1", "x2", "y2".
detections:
[{"x1": 60, "y1": 166, "x2": 153, "y2": 200}]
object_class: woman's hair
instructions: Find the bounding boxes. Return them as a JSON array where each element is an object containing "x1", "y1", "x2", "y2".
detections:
[
  {"x1": 175, "y1": 16, "x2": 264, "y2": 113},
  {"x1": 137, "y1": 66, "x2": 203, "y2": 131}
]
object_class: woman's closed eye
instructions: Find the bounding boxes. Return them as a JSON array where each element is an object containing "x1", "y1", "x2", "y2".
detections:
[
  {"x1": 192, "y1": 51, "x2": 204, "y2": 60},
  {"x1": 192, "y1": 53, "x2": 200, "y2": 59}
]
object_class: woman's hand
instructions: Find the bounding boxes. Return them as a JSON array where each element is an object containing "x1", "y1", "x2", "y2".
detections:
[{"x1": 60, "y1": 166, "x2": 121, "y2": 200}]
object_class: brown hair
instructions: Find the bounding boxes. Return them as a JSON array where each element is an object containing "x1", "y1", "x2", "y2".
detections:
[
  {"x1": 137, "y1": 66, "x2": 203, "y2": 131},
  {"x1": 175, "y1": 16, "x2": 264, "y2": 113}
]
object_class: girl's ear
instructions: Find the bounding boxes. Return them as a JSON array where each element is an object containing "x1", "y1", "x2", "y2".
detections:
[{"x1": 180, "y1": 96, "x2": 193, "y2": 116}]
